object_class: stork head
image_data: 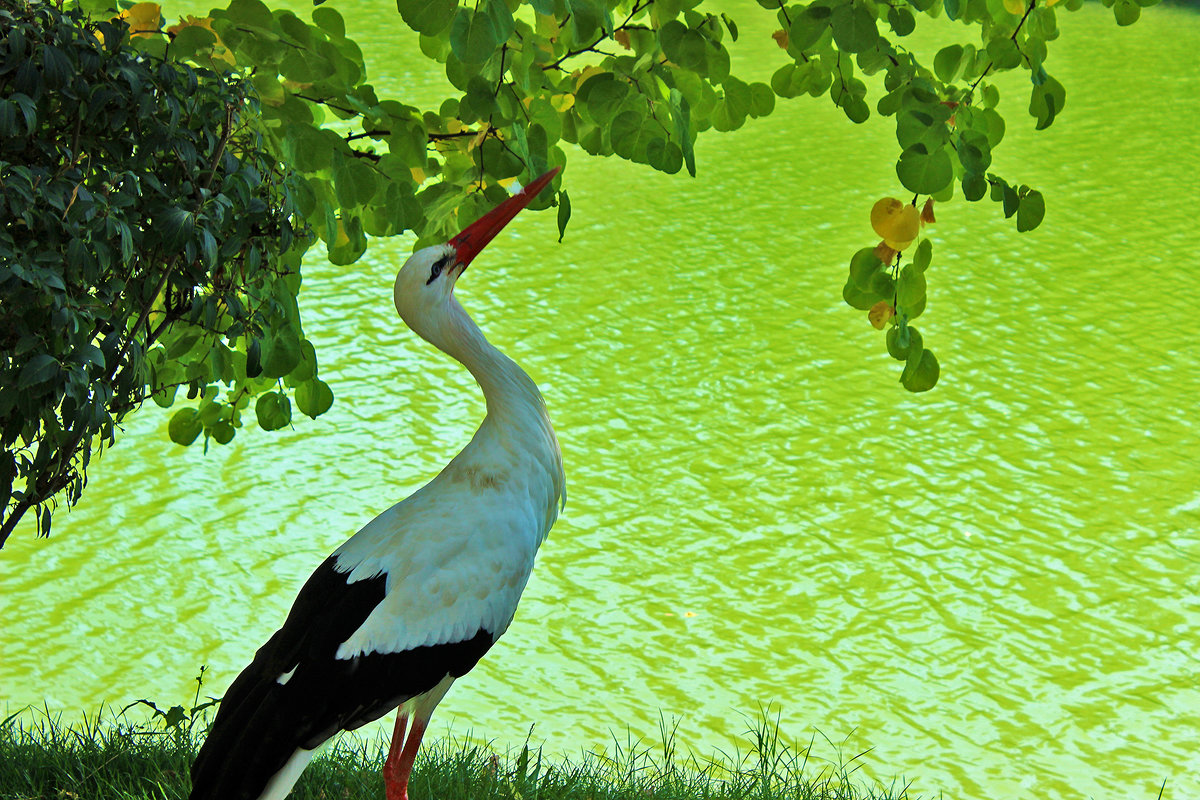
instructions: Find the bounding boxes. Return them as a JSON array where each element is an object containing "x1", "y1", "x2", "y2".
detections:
[{"x1": 393, "y1": 168, "x2": 560, "y2": 335}]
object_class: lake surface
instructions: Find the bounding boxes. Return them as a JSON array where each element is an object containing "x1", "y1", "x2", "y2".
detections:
[{"x1": 2, "y1": 4, "x2": 1198, "y2": 799}]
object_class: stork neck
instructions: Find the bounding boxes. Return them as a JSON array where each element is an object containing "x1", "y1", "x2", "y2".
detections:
[{"x1": 439, "y1": 298, "x2": 547, "y2": 429}]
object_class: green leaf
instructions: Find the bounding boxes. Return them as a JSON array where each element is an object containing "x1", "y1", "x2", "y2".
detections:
[
  {"x1": 897, "y1": 264, "x2": 926, "y2": 311},
  {"x1": 985, "y1": 37, "x2": 1021, "y2": 70},
  {"x1": 168, "y1": 408, "x2": 203, "y2": 446},
  {"x1": 831, "y1": 3, "x2": 878, "y2": 53},
  {"x1": 1016, "y1": 190, "x2": 1045, "y2": 232},
  {"x1": 211, "y1": 421, "x2": 236, "y2": 444},
  {"x1": 912, "y1": 239, "x2": 932, "y2": 273},
  {"x1": 747, "y1": 82, "x2": 775, "y2": 117},
  {"x1": 669, "y1": 89, "x2": 695, "y2": 177},
  {"x1": 158, "y1": 207, "x2": 195, "y2": 252},
  {"x1": 450, "y1": 7, "x2": 499, "y2": 64},
  {"x1": 887, "y1": 6, "x2": 915, "y2": 36},
  {"x1": 169, "y1": 24, "x2": 217, "y2": 61},
  {"x1": 1002, "y1": 183, "x2": 1020, "y2": 218},
  {"x1": 312, "y1": 6, "x2": 345, "y2": 37},
  {"x1": 788, "y1": 6, "x2": 831, "y2": 52},
  {"x1": 901, "y1": 348, "x2": 940, "y2": 392},
  {"x1": 956, "y1": 130, "x2": 991, "y2": 175},
  {"x1": 246, "y1": 338, "x2": 262, "y2": 378},
  {"x1": 720, "y1": 13, "x2": 739, "y2": 40},
  {"x1": 887, "y1": 324, "x2": 922, "y2": 361},
  {"x1": 659, "y1": 20, "x2": 707, "y2": 72},
  {"x1": 1029, "y1": 75, "x2": 1065, "y2": 130},
  {"x1": 261, "y1": 329, "x2": 302, "y2": 378},
  {"x1": 397, "y1": 0, "x2": 458, "y2": 36},
  {"x1": 225, "y1": 0, "x2": 273, "y2": 27},
  {"x1": 19, "y1": 355, "x2": 59, "y2": 388},
  {"x1": 933, "y1": 45, "x2": 964, "y2": 83},
  {"x1": 557, "y1": 190, "x2": 571, "y2": 243},
  {"x1": 578, "y1": 73, "x2": 629, "y2": 126},
  {"x1": 896, "y1": 146, "x2": 953, "y2": 195},
  {"x1": 848, "y1": 248, "x2": 883, "y2": 291},
  {"x1": 1114, "y1": 0, "x2": 1140, "y2": 24},
  {"x1": 842, "y1": 279, "x2": 879, "y2": 311},
  {"x1": 963, "y1": 173, "x2": 987, "y2": 201},
  {"x1": 295, "y1": 378, "x2": 334, "y2": 418},
  {"x1": 255, "y1": 392, "x2": 292, "y2": 431}
]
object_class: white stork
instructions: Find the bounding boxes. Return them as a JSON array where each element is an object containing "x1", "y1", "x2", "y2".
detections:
[{"x1": 189, "y1": 168, "x2": 566, "y2": 800}]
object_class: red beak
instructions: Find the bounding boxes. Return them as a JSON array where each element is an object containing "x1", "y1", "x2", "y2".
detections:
[{"x1": 448, "y1": 167, "x2": 561, "y2": 268}]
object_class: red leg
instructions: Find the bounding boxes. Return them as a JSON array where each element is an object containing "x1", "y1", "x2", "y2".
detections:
[
  {"x1": 384, "y1": 712, "x2": 428, "y2": 800},
  {"x1": 383, "y1": 710, "x2": 409, "y2": 800}
]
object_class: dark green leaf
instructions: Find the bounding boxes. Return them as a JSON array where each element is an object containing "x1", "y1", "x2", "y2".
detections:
[
  {"x1": 557, "y1": 190, "x2": 571, "y2": 243},
  {"x1": 255, "y1": 392, "x2": 292, "y2": 431},
  {"x1": 397, "y1": 0, "x2": 458, "y2": 35},
  {"x1": 168, "y1": 408, "x2": 203, "y2": 446},
  {"x1": 901, "y1": 348, "x2": 940, "y2": 392},
  {"x1": 450, "y1": 7, "x2": 498, "y2": 64},
  {"x1": 1002, "y1": 183, "x2": 1020, "y2": 217},
  {"x1": 295, "y1": 378, "x2": 334, "y2": 418},
  {"x1": 19, "y1": 355, "x2": 59, "y2": 388},
  {"x1": 963, "y1": 173, "x2": 987, "y2": 201},
  {"x1": 1016, "y1": 190, "x2": 1045, "y2": 232},
  {"x1": 887, "y1": 6, "x2": 915, "y2": 36}
]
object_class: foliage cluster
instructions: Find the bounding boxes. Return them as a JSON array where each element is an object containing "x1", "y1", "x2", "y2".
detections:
[
  {"x1": 0, "y1": 0, "x2": 1155, "y2": 541},
  {"x1": 96, "y1": 0, "x2": 1154, "y2": 415},
  {"x1": 0, "y1": 0, "x2": 319, "y2": 544}
]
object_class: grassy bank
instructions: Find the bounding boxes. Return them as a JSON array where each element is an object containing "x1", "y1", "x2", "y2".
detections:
[{"x1": 0, "y1": 706, "x2": 915, "y2": 800}]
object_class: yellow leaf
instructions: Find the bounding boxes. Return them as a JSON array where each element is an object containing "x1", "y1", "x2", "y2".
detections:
[
  {"x1": 1003, "y1": 0, "x2": 1026, "y2": 15},
  {"x1": 572, "y1": 65, "x2": 604, "y2": 91},
  {"x1": 550, "y1": 93, "x2": 575, "y2": 113},
  {"x1": 468, "y1": 130, "x2": 488, "y2": 151},
  {"x1": 119, "y1": 2, "x2": 162, "y2": 38},
  {"x1": 411, "y1": 167, "x2": 426, "y2": 185},
  {"x1": 871, "y1": 197, "x2": 920, "y2": 249},
  {"x1": 165, "y1": 14, "x2": 212, "y2": 35},
  {"x1": 868, "y1": 301, "x2": 895, "y2": 330}
]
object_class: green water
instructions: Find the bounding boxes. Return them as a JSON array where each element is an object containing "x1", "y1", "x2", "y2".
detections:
[{"x1": 2, "y1": 5, "x2": 1198, "y2": 799}]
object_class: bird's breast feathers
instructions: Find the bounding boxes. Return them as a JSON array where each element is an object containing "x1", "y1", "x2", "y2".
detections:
[{"x1": 329, "y1": 468, "x2": 549, "y2": 658}]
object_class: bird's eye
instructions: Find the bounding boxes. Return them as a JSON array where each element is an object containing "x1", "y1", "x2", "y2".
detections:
[{"x1": 427, "y1": 255, "x2": 452, "y2": 285}]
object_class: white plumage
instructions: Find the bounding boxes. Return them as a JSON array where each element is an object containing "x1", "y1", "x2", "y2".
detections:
[{"x1": 189, "y1": 168, "x2": 565, "y2": 800}]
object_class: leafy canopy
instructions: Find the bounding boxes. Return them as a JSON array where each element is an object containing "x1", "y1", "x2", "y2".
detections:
[
  {"x1": 0, "y1": 0, "x2": 1152, "y2": 542},
  {"x1": 0, "y1": 0, "x2": 310, "y2": 544}
]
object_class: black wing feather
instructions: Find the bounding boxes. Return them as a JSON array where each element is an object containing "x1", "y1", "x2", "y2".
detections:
[{"x1": 189, "y1": 556, "x2": 496, "y2": 800}]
